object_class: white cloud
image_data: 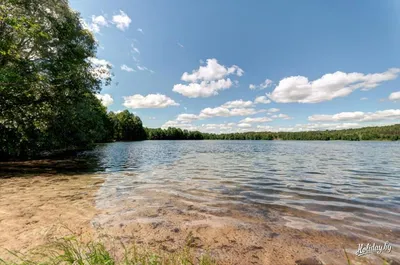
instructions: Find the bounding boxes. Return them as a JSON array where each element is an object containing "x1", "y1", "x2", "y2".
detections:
[
  {"x1": 309, "y1": 109, "x2": 400, "y2": 122},
  {"x1": 161, "y1": 120, "x2": 199, "y2": 131},
  {"x1": 199, "y1": 107, "x2": 258, "y2": 118},
  {"x1": 137, "y1": 28, "x2": 144, "y2": 34},
  {"x1": 95, "y1": 94, "x2": 113, "y2": 107},
  {"x1": 123, "y1": 94, "x2": 179, "y2": 109},
  {"x1": 238, "y1": 123, "x2": 252, "y2": 128},
  {"x1": 121, "y1": 64, "x2": 135, "y2": 72},
  {"x1": 221, "y1": 99, "x2": 254, "y2": 109},
  {"x1": 173, "y1": 78, "x2": 233, "y2": 98},
  {"x1": 88, "y1": 57, "x2": 112, "y2": 79},
  {"x1": 161, "y1": 121, "x2": 243, "y2": 133},
  {"x1": 268, "y1": 68, "x2": 400, "y2": 103},
  {"x1": 275, "y1": 123, "x2": 363, "y2": 132},
  {"x1": 131, "y1": 43, "x2": 140, "y2": 54},
  {"x1": 112, "y1": 10, "x2": 131, "y2": 31},
  {"x1": 272, "y1": 113, "x2": 292, "y2": 120},
  {"x1": 92, "y1": 15, "x2": 108, "y2": 26},
  {"x1": 256, "y1": 125, "x2": 273, "y2": 131},
  {"x1": 254, "y1": 96, "x2": 271, "y2": 104},
  {"x1": 360, "y1": 97, "x2": 368, "y2": 100},
  {"x1": 176, "y1": 114, "x2": 200, "y2": 122},
  {"x1": 88, "y1": 57, "x2": 110, "y2": 66},
  {"x1": 239, "y1": 117, "x2": 272, "y2": 123},
  {"x1": 267, "y1": 108, "x2": 280, "y2": 113},
  {"x1": 180, "y1": 59, "x2": 243, "y2": 82},
  {"x1": 177, "y1": 42, "x2": 184, "y2": 48},
  {"x1": 389, "y1": 91, "x2": 400, "y2": 101},
  {"x1": 82, "y1": 15, "x2": 108, "y2": 34},
  {"x1": 136, "y1": 65, "x2": 154, "y2": 73},
  {"x1": 173, "y1": 59, "x2": 243, "y2": 98},
  {"x1": 249, "y1": 79, "x2": 273, "y2": 90}
]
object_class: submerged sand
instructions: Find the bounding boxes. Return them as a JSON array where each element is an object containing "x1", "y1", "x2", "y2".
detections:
[{"x1": 0, "y1": 165, "x2": 398, "y2": 265}]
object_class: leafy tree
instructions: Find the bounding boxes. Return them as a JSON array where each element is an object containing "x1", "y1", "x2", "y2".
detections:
[
  {"x1": 109, "y1": 111, "x2": 146, "y2": 141},
  {"x1": 0, "y1": 0, "x2": 111, "y2": 159}
]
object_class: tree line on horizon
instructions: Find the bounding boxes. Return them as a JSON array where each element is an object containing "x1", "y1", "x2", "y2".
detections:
[{"x1": 1, "y1": 0, "x2": 399, "y2": 159}]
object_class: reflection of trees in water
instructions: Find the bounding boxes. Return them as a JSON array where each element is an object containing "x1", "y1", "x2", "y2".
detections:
[{"x1": 0, "y1": 151, "x2": 102, "y2": 178}]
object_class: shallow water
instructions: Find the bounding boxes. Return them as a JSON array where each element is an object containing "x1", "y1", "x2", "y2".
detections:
[
  {"x1": 1, "y1": 140, "x2": 399, "y2": 264},
  {"x1": 80, "y1": 141, "x2": 400, "y2": 240}
]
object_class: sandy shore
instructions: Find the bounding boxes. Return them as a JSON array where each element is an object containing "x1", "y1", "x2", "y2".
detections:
[
  {"x1": 0, "y1": 173, "x2": 103, "y2": 258},
  {"x1": 0, "y1": 170, "x2": 398, "y2": 264}
]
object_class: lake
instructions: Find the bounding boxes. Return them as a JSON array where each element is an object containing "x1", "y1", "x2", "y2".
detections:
[{"x1": 1, "y1": 140, "x2": 399, "y2": 264}]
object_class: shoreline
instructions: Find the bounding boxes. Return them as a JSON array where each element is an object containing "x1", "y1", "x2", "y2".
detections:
[{"x1": 0, "y1": 170, "x2": 398, "y2": 264}]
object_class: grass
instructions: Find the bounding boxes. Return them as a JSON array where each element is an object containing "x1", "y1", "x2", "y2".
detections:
[{"x1": 0, "y1": 235, "x2": 217, "y2": 265}]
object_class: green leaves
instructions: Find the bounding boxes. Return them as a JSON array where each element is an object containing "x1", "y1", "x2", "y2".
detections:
[{"x1": 0, "y1": 0, "x2": 111, "y2": 159}]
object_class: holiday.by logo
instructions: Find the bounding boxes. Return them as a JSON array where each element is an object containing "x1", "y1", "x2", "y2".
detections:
[{"x1": 356, "y1": 242, "x2": 392, "y2": 257}]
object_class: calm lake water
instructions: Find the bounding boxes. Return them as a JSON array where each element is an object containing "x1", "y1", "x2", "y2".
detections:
[{"x1": 79, "y1": 140, "x2": 400, "y2": 241}]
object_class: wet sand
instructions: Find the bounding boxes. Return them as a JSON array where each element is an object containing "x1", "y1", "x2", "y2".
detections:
[
  {"x1": 0, "y1": 173, "x2": 103, "y2": 257},
  {"x1": 0, "y1": 170, "x2": 398, "y2": 264}
]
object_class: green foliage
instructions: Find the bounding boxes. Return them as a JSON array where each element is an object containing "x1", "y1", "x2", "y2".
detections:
[
  {"x1": 0, "y1": 236, "x2": 217, "y2": 265},
  {"x1": 108, "y1": 111, "x2": 146, "y2": 141},
  {"x1": 144, "y1": 124, "x2": 400, "y2": 141},
  {"x1": 145, "y1": 127, "x2": 204, "y2": 140},
  {"x1": 0, "y1": 0, "x2": 111, "y2": 159}
]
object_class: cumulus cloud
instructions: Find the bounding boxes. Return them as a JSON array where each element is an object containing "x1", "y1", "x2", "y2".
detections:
[
  {"x1": 161, "y1": 121, "x2": 245, "y2": 133},
  {"x1": 249, "y1": 79, "x2": 273, "y2": 90},
  {"x1": 360, "y1": 97, "x2": 368, "y2": 101},
  {"x1": 267, "y1": 108, "x2": 280, "y2": 113},
  {"x1": 176, "y1": 114, "x2": 200, "y2": 122},
  {"x1": 92, "y1": 15, "x2": 108, "y2": 26},
  {"x1": 173, "y1": 79, "x2": 233, "y2": 98},
  {"x1": 88, "y1": 57, "x2": 112, "y2": 79},
  {"x1": 112, "y1": 10, "x2": 131, "y2": 31},
  {"x1": 180, "y1": 59, "x2": 244, "y2": 82},
  {"x1": 272, "y1": 113, "x2": 293, "y2": 120},
  {"x1": 274, "y1": 123, "x2": 363, "y2": 132},
  {"x1": 254, "y1": 96, "x2": 271, "y2": 104},
  {"x1": 268, "y1": 68, "x2": 400, "y2": 103},
  {"x1": 221, "y1": 99, "x2": 254, "y2": 109},
  {"x1": 199, "y1": 107, "x2": 258, "y2": 119},
  {"x1": 82, "y1": 15, "x2": 109, "y2": 34},
  {"x1": 173, "y1": 59, "x2": 244, "y2": 98},
  {"x1": 95, "y1": 94, "x2": 114, "y2": 107},
  {"x1": 308, "y1": 109, "x2": 400, "y2": 122},
  {"x1": 121, "y1": 64, "x2": 135, "y2": 72},
  {"x1": 137, "y1": 28, "x2": 144, "y2": 34},
  {"x1": 123, "y1": 94, "x2": 179, "y2": 109},
  {"x1": 389, "y1": 91, "x2": 400, "y2": 101},
  {"x1": 161, "y1": 120, "x2": 199, "y2": 131},
  {"x1": 239, "y1": 117, "x2": 272, "y2": 123},
  {"x1": 238, "y1": 123, "x2": 252, "y2": 128}
]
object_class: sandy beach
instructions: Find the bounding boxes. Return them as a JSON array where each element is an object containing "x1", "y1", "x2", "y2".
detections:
[{"x1": 0, "y1": 164, "x2": 398, "y2": 265}]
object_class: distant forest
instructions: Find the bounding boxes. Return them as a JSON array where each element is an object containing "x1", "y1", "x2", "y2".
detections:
[
  {"x1": 146, "y1": 123, "x2": 400, "y2": 141},
  {"x1": 1, "y1": 1, "x2": 399, "y2": 159}
]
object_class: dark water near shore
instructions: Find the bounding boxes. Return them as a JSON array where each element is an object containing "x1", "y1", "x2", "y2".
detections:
[{"x1": 77, "y1": 141, "x2": 400, "y2": 241}]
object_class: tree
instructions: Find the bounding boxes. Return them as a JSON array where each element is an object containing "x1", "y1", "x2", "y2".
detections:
[{"x1": 0, "y1": 0, "x2": 111, "y2": 159}]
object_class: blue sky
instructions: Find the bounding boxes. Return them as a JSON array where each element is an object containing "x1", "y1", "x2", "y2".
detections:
[{"x1": 71, "y1": 0, "x2": 400, "y2": 132}]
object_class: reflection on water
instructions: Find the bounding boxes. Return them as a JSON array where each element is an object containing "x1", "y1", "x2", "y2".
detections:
[{"x1": 79, "y1": 140, "x2": 400, "y2": 242}]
